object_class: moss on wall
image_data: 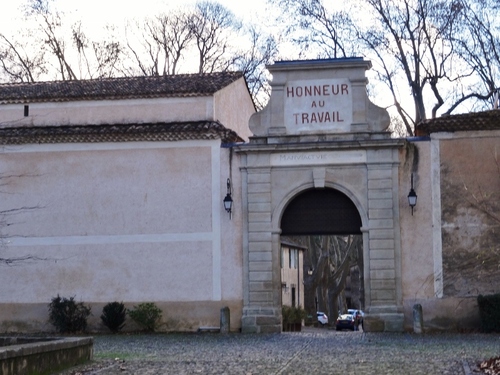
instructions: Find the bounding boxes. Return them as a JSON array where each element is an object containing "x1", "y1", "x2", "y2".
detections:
[{"x1": 440, "y1": 138, "x2": 500, "y2": 297}]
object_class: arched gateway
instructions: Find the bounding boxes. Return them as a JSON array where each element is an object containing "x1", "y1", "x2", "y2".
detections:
[
  {"x1": 237, "y1": 58, "x2": 405, "y2": 333},
  {"x1": 281, "y1": 188, "x2": 362, "y2": 236}
]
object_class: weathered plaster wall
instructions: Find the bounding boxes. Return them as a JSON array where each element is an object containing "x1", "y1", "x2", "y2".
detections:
[
  {"x1": 400, "y1": 132, "x2": 500, "y2": 331},
  {"x1": 439, "y1": 132, "x2": 500, "y2": 297},
  {"x1": 0, "y1": 141, "x2": 243, "y2": 332}
]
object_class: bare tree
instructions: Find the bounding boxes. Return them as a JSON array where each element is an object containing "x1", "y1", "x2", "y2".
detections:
[
  {"x1": 232, "y1": 26, "x2": 278, "y2": 110},
  {"x1": 449, "y1": 0, "x2": 500, "y2": 114},
  {"x1": 0, "y1": 30, "x2": 48, "y2": 82},
  {"x1": 189, "y1": 2, "x2": 241, "y2": 73},
  {"x1": 72, "y1": 23, "x2": 123, "y2": 79},
  {"x1": 0, "y1": 1, "x2": 277, "y2": 107},
  {"x1": 357, "y1": 0, "x2": 471, "y2": 133},
  {"x1": 24, "y1": 0, "x2": 78, "y2": 80},
  {"x1": 125, "y1": 11, "x2": 193, "y2": 76},
  {"x1": 273, "y1": 0, "x2": 359, "y2": 59},
  {"x1": 269, "y1": 0, "x2": 500, "y2": 135},
  {"x1": 300, "y1": 234, "x2": 362, "y2": 326},
  {"x1": 0, "y1": 0, "x2": 123, "y2": 81}
]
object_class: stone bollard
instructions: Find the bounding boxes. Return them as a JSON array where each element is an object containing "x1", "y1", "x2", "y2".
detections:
[
  {"x1": 220, "y1": 306, "x2": 230, "y2": 334},
  {"x1": 413, "y1": 304, "x2": 424, "y2": 334}
]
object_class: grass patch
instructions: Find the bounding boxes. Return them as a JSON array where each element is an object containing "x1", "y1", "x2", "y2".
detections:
[{"x1": 94, "y1": 352, "x2": 139, "y2": 360}]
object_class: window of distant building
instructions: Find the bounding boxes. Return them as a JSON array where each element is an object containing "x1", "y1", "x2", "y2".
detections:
[{"x1": 289, "y1": 248, "x2": 298, "y2": 269}]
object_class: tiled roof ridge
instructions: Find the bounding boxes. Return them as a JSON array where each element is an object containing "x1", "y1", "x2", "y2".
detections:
[
  {"x1": 416, "y1": 109, "x2": 500, "y2": 135},
  {"x1": 0, "y1": 71, "x2": 242, "y2": 87},
  {"x1": 0, "y1": 71, "x2": 244, "y2": 104},
  {"x1": 0, "y1": 120, "x2": 244, "y2": 145}
]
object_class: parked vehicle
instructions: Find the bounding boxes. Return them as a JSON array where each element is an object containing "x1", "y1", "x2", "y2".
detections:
[
  {"x1": 336, "y1": 314, "x2": 356, "y2": 331},
  {"x1": 316, "y1": 311, "x2": 328, "y2": 325},
  {"x1": 347, "y1": 309, "x2": 364, "y2": 325},
  {"x1": 347, "y1": 309, "x2": 364, "y2": 317}
]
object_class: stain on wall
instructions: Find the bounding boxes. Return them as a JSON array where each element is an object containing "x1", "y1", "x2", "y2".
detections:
[{"x1": 440, "y1": 138, "x2": 500, "y2": 297}]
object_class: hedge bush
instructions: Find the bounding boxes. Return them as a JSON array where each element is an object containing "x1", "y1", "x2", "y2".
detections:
[
  {"x1": 48, "y1": 295, "x2": 91, "y2": 333},
  {"x1": 127, "y1": 302, "x2": 162, "y2": 332},
  {"x1": 101, "y1": 301, "x2": 126, "y2": 333}
]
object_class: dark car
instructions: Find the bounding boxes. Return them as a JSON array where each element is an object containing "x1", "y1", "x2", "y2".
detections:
[{"x1": 336, "y1": 314, "x2": 356, "y2": 331}]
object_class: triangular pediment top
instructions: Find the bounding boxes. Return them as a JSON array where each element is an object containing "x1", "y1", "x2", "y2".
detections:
[{"x1": 250, "y1": 58, "x2": 390, "y2": 140}]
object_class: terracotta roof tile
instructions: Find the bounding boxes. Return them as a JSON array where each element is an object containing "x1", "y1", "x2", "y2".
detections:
[
  {"x1": 0, "y1": 72, "x2": 243, "y2": 104},
  {"x1": 0, "y1": 121, "x2": 244, "y2": 145},
  {"x1": 416, "y1": 109, "x2": 500, "y2": 136}
]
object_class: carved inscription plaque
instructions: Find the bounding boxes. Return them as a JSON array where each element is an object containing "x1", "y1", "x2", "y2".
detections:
[{"x1": 284, "y1": 79, "x2": 352, "y2": 133}]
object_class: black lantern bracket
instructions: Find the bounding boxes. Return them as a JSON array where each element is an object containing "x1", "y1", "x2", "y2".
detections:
[
  {"x1": 223, "y1": 178, "x2": 233, "y2": 219},
  {"x1": 408, "y1": 173, "x2": 417, "y2": 215}
]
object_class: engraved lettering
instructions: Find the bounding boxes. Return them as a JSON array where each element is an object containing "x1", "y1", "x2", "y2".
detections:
[
  {"x1": 286, "y1": 84, "x2": 350, "y2": 97},
  {"x1": 292, "y1": 111, "x2": 345, "y2": 124}
]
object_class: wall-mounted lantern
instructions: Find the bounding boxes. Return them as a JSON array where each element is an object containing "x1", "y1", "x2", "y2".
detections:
[
  {"x1": 408, "y1": 173, "x2": 417, "y2": 215},
  {"x1": 223, "y1": 178, "x2": 233, "y2": 219}
]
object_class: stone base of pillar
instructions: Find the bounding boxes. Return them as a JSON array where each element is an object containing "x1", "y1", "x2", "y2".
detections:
[
  {"x1": 241, "y1": 306, "x2": 281, "y2": 333},
  {"x1": 364, "y1": 314, "x2": 404, "y2": 332},
  {"x1": 363, "y1": 306, "x2": 404, "y2": 332}
]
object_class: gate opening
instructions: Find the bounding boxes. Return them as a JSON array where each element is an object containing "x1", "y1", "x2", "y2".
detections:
[{"x1": 280, "y1": 188, "x2": 364, "y2": 331}]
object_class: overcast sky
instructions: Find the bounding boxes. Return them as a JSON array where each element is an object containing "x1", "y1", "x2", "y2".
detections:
[{"x1": 1, "y1": 0, "x2": 271, "y2": 32}]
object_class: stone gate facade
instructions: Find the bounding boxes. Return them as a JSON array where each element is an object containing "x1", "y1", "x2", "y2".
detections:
[{"x1": 237, "y1": 59, "x2": 406, "y2": 332}]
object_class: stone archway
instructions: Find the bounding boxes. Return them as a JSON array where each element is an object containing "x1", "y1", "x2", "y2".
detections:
[{"x1": 237, "y1": 58, "x2": 405, "y2": 333}]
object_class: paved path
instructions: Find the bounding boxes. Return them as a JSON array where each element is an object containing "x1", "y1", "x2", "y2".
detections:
[{"x1": 58, "y1": 327, "x2": 499, "y2": 374}]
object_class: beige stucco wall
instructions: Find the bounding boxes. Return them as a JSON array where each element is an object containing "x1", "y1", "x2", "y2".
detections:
[
  {"x1": 399, "y1": 132, "x2": 500, "y2": 331},
  {"x1": 0, "y1": 140, "x2": 244, "y2": 333},
  {"x1": 214, "y1": 79, "x2": 255, "y2": 142},
  {"x1": 0, "y1": 78, "x2": 255, "y2": 332},
  {"x1": 0, "y1": 76, "x2": 255, "y2": 333},
  {"x1": 0, "y1": 97, "x2": 213, "y2": 128},
  {"x1": 399, "y1": 140, "x2": 442, "y2": 330}
]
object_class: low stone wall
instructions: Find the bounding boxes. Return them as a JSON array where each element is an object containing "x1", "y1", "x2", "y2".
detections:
[{"x1": 0, "y1": 336, "x2": 93, "y2": 375}]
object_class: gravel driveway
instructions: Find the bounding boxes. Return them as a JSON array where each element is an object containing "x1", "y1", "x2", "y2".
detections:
[{"x1": 58, "y1": 327, "x2": 499, "y2": 375}]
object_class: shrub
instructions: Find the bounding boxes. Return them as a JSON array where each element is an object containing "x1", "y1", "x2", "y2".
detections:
[
  {"x1": 48, "y1": 295, "x2": 91, "y2": 333},
  {"x1": 282, "y1": 305, "x2": 307, "y2": 324},
  {"x1": 101, "y1": 301, "x2": 126, "y2": 333},
  {"x1": 478, "y1": 293, "x2": 500, "y2": 333},
  {"x1": 127, "y1": 302, "x2": 162, "y2": 332}
]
